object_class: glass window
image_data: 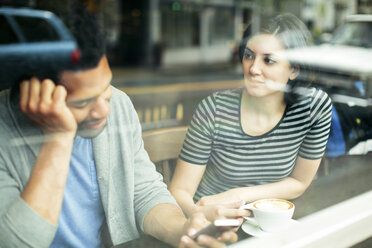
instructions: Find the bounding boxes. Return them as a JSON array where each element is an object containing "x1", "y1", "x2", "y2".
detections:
[
  {"x1": 208, "y1": 7, "x2": 234, "y2": 45},
  {"x1": 331, "y1": 22, "x2": 372, "y2": 48},
  {"x1": 161, "y1": 2, "x2": 200, "y2": 48},
  {"x1": 0, "y1": 15, "x2": 19, "y2": 44},
  {"x1": 13, "y1": 16, "x2": 60, "y2": 42}
]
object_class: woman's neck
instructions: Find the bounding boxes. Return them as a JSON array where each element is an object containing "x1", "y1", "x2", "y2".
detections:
[
  {"x1": 240, "y1": 89, "x2": 287, "y2": 136},
  {"x1": 241, "y1": 89, "x2": 286, "y2": 116}
]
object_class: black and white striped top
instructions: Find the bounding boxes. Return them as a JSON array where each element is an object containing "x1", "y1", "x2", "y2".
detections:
[{"x1": 179, "y1": 88, "x2": 332, "y2": 201}]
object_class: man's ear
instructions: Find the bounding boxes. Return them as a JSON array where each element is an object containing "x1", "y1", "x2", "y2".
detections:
[{"x1": 289, "y1": 66, "x2": 300, "y2": 80}]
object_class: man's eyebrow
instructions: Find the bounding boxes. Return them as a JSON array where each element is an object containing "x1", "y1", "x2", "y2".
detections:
[{"x1": 67, "y1": 84, "x2": 111, "y2": 105}]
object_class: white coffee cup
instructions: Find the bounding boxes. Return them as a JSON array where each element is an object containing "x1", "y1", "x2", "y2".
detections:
[{"x1": 240, "y1": 199, "x2": 295, "y2": 232}]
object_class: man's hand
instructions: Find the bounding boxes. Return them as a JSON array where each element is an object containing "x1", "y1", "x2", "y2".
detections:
[
  {"x1": 20, "y1": 77, "x2": 77, "y2": 137},
  {"x1": 179, "y1": 212, "x2": 238, "y2": 248},
  {"x1": 19, "y1": 78, "x2": 77, "y2": 225}
]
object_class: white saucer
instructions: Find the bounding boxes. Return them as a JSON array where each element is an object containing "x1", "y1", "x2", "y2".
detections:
[{"x1": 241, "y1": 219, "x2": 299, "y2": 238}]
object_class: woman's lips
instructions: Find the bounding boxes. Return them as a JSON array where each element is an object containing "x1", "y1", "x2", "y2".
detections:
[{"x1": 249, "y1": 79, "x2": 265, "y2": 87}]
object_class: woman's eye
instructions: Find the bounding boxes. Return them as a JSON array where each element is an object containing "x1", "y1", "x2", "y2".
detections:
[
  {"x1": 244, "y1": 51, "x2": 254, "y2": 60},
  {"x1": 264, "y1": 57, "x2": 276, "y2": 64}
]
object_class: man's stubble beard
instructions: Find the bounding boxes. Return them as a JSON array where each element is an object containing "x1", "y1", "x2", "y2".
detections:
[{"x1": 75, "y1": 119, "x2": 107, "y2": 138}]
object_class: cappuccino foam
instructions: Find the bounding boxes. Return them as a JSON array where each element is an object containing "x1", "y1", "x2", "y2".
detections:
[{"x1": 254, "y1": 200, "x2": 291, "y2": 211}]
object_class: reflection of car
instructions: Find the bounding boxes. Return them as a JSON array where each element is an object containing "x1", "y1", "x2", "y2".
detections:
[
  {"x1": 286, "y1": 14, "x2": 372, "y2": 94},
  {"x1": 285, "y1": 15, "x2": 372, "y2": 156},
  {"x1": 0, "y1": 7, "x2": 80, "y2": 90},
  {"x1": 330, "y1": 14, "x2": 372, "y2": 48}
]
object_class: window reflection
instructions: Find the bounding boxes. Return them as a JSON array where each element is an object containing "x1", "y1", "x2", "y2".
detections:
[
  {"x1": 161, "y1": 2, "x2": 200, "y2": 48},
  {"x1": 331, "y1": 21, "x2": 372, "y2": 48},
  {"x1": 0, "y1": 0, "x2": 371, "y2": 247}
]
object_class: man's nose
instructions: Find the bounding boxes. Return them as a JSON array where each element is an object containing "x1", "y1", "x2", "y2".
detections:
[{"x1": 90, "y1": 96, "x2": 110, "y2": 119}]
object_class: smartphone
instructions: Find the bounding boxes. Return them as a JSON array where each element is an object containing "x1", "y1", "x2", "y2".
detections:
[{"x1": 192, "y1": 219, "x2": 240, "y2": 240}]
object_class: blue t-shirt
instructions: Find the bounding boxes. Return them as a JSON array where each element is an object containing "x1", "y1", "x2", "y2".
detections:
[{"x1": 50, "y1": 136, "x2": 104, "y2": 248}]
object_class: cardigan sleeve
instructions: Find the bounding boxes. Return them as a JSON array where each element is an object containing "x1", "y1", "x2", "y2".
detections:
[
  {"x1": 109, "y1": 88, "x2": 178, "y2": 233},
  {"x1": 0, "y1": 150, "x2": 57, "y2": 248},
  {"x1": 129, "y1": 100, "x2": 178, "y2": 232}
]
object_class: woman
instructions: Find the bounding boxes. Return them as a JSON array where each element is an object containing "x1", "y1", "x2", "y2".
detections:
[{"x1": 169, "y1": 13, "x2": 332, "y2": 221}]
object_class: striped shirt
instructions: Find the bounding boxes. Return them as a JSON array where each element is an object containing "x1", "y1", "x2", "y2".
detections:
[{"x1": 179, "y1": 88, "x2": 332, "y2": 201}]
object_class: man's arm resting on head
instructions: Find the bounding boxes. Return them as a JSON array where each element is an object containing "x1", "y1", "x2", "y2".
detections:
[
  {"x1": 0, "y1": 135, "x2": 74, "y2": 248},
  {"x1": 19, "y1": 78, "x2": 77, "y2": 224},
  {"x1": 0, "y1": 78, "x2": 77, "y2": 247},
  {"x1": 21, "y1": 134, "x2": 74, "y2": 224}
]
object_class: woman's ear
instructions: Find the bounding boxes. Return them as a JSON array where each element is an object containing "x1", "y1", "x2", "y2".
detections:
[{"x1": 289, "y1": 66, "x2": 300, "y2": 80}]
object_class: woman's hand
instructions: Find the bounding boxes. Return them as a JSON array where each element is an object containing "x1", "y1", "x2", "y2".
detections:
[
  {"x1": 194, "y1": 200, "x2": 250, "y2": 222},
  {"x1": 197, "y1": 189, "x2": 242, "y2": 206},
  {"x1": 179, "y1": 212, "x2": 238, "y2": 248}
]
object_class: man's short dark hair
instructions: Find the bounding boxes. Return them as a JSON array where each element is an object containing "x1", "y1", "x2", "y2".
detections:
[{"x1": 68, "y1": 1, "x2": 106, "y2": 71}]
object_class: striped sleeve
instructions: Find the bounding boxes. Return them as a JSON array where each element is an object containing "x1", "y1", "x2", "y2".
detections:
[
  {"x1": 179, "y1": 94, "x2": 217, "y2": 165},
  {"x1": 298, "y1": 90, "x2": 333, "y2": 159}
]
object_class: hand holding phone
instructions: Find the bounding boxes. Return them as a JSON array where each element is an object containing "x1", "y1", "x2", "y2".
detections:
[{"x1": 192, "y1": 219, "x2": 240, "y2": 240}]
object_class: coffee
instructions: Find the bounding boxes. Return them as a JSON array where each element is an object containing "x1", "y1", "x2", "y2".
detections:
[
  {"x1": 254, "y1": 199, "x2": 293, "y2": 211},
  {"x1": 241, "y1": 199, "x2": 295, "y2": 232}
]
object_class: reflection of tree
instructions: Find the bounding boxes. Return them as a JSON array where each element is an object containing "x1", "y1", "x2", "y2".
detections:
[
  {"x1": 35, "y1": 0, "x2": 111, "y2": 14},
  {"x1": 100, "y1": 0, "x2": 120, "y2": 48},
  {"x1": 34, "y1": 0, "x2": 120, "y2": 48},
  {"x1": 357, "y1": 0, "x2": 372, "y2": 14},
  {"x1": 82, "y1": 0, "x2": 107, "y2": 13},
  {"x1": 34, "y1": 0, "x2": 69, "y2": 22},
  {"x1": 80, "y1": 0, "x2": 121, "y2": 47}
]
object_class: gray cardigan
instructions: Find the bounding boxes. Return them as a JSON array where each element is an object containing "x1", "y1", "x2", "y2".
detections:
[{"x1": 0, "y1": 87, "x2": 177, "y2": 247}]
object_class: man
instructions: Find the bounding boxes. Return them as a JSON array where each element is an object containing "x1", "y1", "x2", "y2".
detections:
[{"x1": 0, "y1": 3, "x2": 238, "y2": 248}]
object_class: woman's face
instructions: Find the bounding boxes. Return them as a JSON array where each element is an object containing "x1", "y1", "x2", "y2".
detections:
[{"x1": 242, "y1": 34, "x2": 298, "y2": 98}]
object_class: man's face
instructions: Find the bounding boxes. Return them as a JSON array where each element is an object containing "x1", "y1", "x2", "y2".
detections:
[{"x1": 61, "y1": 56, "x2": 112, "y2": 138}]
